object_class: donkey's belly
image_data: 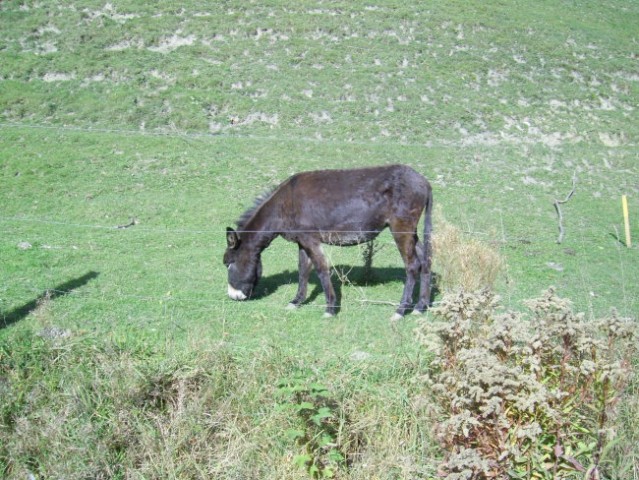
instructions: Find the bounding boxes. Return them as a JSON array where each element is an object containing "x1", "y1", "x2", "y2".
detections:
[{"x1": 319, "y1": 229, "x2": 382, "y2": 246}]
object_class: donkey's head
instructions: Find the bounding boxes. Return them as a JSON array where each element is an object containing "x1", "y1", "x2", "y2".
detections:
[{"x1": 224, "y1": 228, "x2": 263, "y2": 300}]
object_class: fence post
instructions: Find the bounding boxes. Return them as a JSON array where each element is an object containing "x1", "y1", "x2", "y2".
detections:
[{"x1": 622, "y1": 195, "x2": 632, "y2": 248}]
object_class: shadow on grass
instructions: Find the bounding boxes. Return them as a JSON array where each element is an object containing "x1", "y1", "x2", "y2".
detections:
[
  {"x1": 1, "y1": 271, "x2": 100, "y2": 329},
  {"x1": 252, "y1": 265, "x2": 439, "y2": 312}
]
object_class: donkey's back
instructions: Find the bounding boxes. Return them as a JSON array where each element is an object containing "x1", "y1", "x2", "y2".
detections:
[{"x1": 276, "y1": 164, "x2": 431, "y2": 247}]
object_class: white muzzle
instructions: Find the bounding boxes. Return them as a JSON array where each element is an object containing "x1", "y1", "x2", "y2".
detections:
[{"x1": 228, "y1": 284, "x2": 247, "y2": 301}]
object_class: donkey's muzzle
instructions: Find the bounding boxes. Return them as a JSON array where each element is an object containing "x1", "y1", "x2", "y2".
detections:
[{"x1": 227, "y1": 284, "x2": 248, "y2": 301}]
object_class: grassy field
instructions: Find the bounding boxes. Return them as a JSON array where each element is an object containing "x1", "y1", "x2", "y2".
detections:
[{"x1": 1, "y1": 0, "x2": 638, "y2": 478}]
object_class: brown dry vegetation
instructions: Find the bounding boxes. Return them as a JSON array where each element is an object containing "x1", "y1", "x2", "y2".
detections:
[{"x1": 432, "y1": 210, "x2": 505, "y2": 294}]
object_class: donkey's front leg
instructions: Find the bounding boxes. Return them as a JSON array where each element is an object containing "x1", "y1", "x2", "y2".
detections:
[
  {"x1": 302, "y1": 242, "x2": 337, "y2": 317},
  {"x1": 288, "y1": 247, "x2": 313, "y2": 309}
]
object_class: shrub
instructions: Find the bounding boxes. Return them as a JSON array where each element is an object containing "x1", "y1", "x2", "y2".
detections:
[
  {"x1": 432, "y1": 214, "x2": 504, "y2": 293},
  {"x1": 415, "y1": 288, "x2": 635, "y2": 479}
]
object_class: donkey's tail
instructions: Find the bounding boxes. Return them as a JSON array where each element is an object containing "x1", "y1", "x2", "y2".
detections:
[
  {"x1": 420, "y1": 182, "x2": 434, "y2": 309},
  {"x1": 423, "y1": 183, "x2": 433, "y2": 263}
]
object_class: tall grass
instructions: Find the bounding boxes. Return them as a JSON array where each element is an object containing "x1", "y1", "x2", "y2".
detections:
[{"x1": 1, "y1": 320, "x2": 437, "y2": 479}]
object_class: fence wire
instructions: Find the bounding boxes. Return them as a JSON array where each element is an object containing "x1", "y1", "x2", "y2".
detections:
[
  {"x1": 0, "y1": 214, "x2": 627, "y2": 244},
  {"x1": 2, "y1": 122, "x2": 636, "y2": 319},
  {"x1": 2, "y1": 212, "x2": 636, "y2": 316},
  {"x1": 1, "y1": 121, "x2": 455, "y2": 150}
]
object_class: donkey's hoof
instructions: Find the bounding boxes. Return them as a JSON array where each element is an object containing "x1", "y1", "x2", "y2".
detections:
[
  {"x1": 323, "y1": 311, "x2": 335, "y2": 319},
  {"x1": 411, "y1": 309, "x2": 425, "y2": 316},
  {"x1": 391, "y1": 312, "x2": 404, "y2": 322},
  {"x1": 286, "y1": 303, "x2": 299, "y2": 310}
]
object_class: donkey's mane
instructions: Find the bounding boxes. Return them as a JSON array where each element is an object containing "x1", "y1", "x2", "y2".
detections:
[{"x1": 236, "y1": 187, "x2": 277, "y2": 231}]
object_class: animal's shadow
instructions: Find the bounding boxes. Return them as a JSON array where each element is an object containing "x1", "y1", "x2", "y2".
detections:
[
  {"x1": 253, "y1": 265, "x2": 439, "y2": 312},
  {"x1": 1, "y1": 271, "x2": 100, "y2": 329}
]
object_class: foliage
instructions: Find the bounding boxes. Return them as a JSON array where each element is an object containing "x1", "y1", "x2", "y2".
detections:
[
  {"x1": 415, "y1": 288, "x2": 636, "y2": 479},
  {"x1": 277, "y1": 376, "x2": 347, "y2": 479}
]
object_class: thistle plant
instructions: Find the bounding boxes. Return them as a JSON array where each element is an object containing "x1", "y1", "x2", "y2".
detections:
[
  {"x1": 276, "y1": 377, "x2": 346, "y2": 479},
  {"x1": 415, "y1": 288, "x2": 635, "y2": 479}
]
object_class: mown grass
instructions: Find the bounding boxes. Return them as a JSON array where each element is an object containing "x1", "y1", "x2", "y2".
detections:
[{"x1": 1, "y1": 0, "x2": 638, "y2": 478}]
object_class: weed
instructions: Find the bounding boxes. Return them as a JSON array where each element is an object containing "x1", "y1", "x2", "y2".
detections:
[
  {"x1": 277, "y1": 376, "x2": 347, "y2": 479},
  {"x1": 416, "y1": 288, "x2": 636, "y2": 479},
  {"x1": 360, "y1": 240, "x2": 383, "y2": 282}
]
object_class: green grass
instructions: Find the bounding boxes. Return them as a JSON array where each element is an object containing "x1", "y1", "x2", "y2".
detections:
[{"x1": 1, "y1": 0, "x2": 638, "y2": 478}]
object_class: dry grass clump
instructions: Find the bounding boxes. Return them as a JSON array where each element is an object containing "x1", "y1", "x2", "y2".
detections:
[{"x1": 432, "y1": 212, "x2": 504, "y2": 294}]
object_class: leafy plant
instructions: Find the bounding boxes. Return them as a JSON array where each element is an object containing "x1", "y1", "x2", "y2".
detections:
[
  {"x1": 360, "y1": 239, "x2": 383, "y2": 282},
  {"x1": 277, "y1": 376, "x2": 346, "y2": 479},
  {"x1": 416, "y1": 288, "x2": 635, "y2": 479}
]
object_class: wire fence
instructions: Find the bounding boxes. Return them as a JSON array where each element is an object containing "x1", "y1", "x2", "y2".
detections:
[
  {"x1": 2, "y1": 122, "x2": 637, "y2": 320},
  {"x1": 10, "y1": 121, "x2": 632, "y2": 151},
  {"x1": 0, "y1": 212, "x2": 632, "y2": 245},
  {"x1": 2, "y1": 212, "x2": 636, "y2": 318},
  {"x1": 1, "y1": 121, "x2": 459, "y2": 150}
]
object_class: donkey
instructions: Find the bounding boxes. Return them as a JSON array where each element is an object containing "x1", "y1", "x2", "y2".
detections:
[{"x1": 224, "y1": 164, "x2": 433, "y2": 319}]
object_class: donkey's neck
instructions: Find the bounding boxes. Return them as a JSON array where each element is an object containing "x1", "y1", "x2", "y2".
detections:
[
  {"x1": 240, "y1": 205, "x2": 281, "y2": 251},
  {"x1": 237, "y1": 186, "x2": 285, "y2": 250}
]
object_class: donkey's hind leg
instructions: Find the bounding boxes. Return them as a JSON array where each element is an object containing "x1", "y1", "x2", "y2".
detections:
[
  {"x1": 288, "y1": 246, "x2": 313, "y2": 309},
  {"x1": 390, "y1": 226, "x2": 421, "y2": 319}
]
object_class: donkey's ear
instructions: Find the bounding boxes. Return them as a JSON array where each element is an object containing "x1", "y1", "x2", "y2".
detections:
[{"x1": 226, "y1": 227, "x2": 241, "y2": 250}]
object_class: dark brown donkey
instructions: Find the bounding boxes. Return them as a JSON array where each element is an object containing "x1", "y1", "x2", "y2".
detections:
[{"x1": 224, "y1": 164, "x2": 433, "y2": 319}]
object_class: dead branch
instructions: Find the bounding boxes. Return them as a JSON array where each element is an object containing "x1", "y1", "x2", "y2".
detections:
[
  {"x1": 356, "y1": 299, "x2": 398, "y2": 307},
  {"x1": 553, "y1": 173, "x2": 577, "y2": 244},
  {"x1": 116, "y1": 218, "x2": 138, "y2": 229}
]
